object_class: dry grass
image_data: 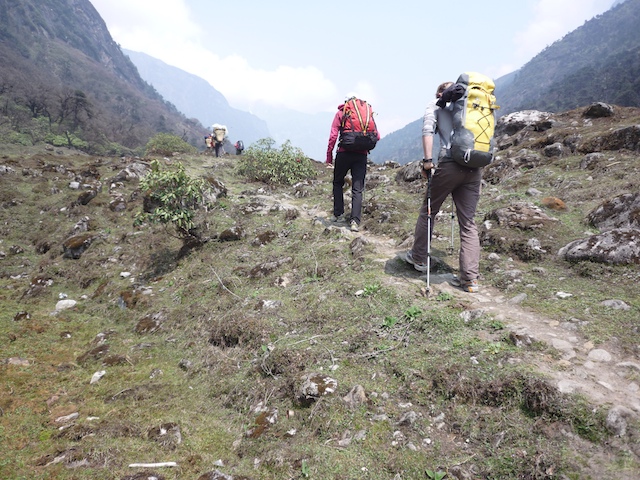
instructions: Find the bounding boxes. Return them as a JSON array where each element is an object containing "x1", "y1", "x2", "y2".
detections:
[{"x1": 1, "y1": 110, "x2": 640, "y2": 479}]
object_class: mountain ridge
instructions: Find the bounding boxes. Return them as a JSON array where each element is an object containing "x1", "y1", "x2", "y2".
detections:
[
  {"x1": 124, "y1": 49, "x2": 270, "y2": 148},
  {"x1": 0, "y1": 0, "x2": 207, "y2": 153},
  {"x1": 371, "y1": 0, "x2": 640, "y2": 164}
]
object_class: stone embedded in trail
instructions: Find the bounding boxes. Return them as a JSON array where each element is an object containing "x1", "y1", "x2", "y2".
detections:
[
  {"x1": 606, "y1": 405, "x2": 637, "y2": 437},
  {"x1": 588, "y1": 349, "x2": 613, "y2": 363}
]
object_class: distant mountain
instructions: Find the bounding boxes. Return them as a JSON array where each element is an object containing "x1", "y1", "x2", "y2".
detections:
[
  {"x1": 373, "y1": 0, "x2": 640, "y2": 164},
  {"x1": 368, "y1": 120, "x2": 422, "y2": 165},
  {"x1": 248, "y1": 103, "x2": 334, "y2": 162},
  {"x1": 125, "y1": 50, "x2": 334, "y2": 161},
  {"x1": 497, "y1": 0, "x2": 640, "y2": 114},
  {"x1": 0, "y1": 0, "x2": 207, "y2": 154},
  {"x1": 124, "y1": 50, "x2": 270, "y2": 148}
]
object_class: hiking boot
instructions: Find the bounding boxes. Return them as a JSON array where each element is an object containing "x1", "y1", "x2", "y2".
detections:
[
  {"x1": 330, "y1": 214, "x2": 345, "y2": 222},
  {"x1": 450, "y1": 276, "x2": 479, "y2": 293},
  {"x1": 350, "y1": 220, "x2": 359, "y2": 232},
  {"x1": 404, "y1": 250, "x2": 429, "y2": 272}
]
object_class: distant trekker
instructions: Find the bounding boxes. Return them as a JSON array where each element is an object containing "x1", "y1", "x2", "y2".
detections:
[
  {"x1": 211, "y1": 124, "x2": 228, "y2": 157},
  {"x1": 234, "y1": 140, "x2": 244, "y2": 155}
]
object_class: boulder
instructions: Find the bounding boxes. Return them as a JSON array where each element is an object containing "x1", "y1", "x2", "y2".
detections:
[
  {"x1": 587, "y1": 192, "x2": 640, "y2": 231},
  {"x1": 584, "y1": 102, "x2": 614, "y2": 118},
  {"x1": 494, "y1": 110, "x2": 555, "y2": 137},
  {"x1": 558, "y1": 228, "x2": 640, "y2": 265}
]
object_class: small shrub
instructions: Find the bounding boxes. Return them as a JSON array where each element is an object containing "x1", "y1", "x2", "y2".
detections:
[
  {"x1": 237, "y1": 138, "x2": 317, "y2": 185},
  {"x1": 134, "y1": 160, "x2": 205, "y2": 238},
  {"x1": 145, "y1": 133, "x2": 197, "y2": 156}
]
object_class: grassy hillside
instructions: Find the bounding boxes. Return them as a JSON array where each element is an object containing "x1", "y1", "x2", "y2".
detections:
[
  {"x1": 1, "y1": 104, "x2": 639, "y2": 479},
  {"x1": 0, "y1": 0, "x2": 207, "y2": 155}
]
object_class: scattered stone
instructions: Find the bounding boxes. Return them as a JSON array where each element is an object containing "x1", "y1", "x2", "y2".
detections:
[
  {"x1": 606, "y1": 405, "x2": 636, "y2": 436},
  {"x1": 7, "y1": 357, "x2": 30, "y2": 366},
  {"x1": 396, "y1": 411, "x2": 418, "y2": 427},
  {"x1": 13, "y1": 311, "x2": 30, "y2": 321},
  {"x1": 55, "y1": 412, "x2": 79, "y2": 423},
  {"x1": 584, "y1": 102, "x2": 614, "y2": 118},
  {"x1": 601, "y1": 299, "x2": 630, "y2": 310},
  {"x1": 178, "y1": 359, "x2": 192, "y2": 371},
  {"x1": 616, "y1": 362, "x2": 640, "y2": 373},
  {"x1": 299, "y1": 373, "x2": 337, "y2": 404},
  {"x1": 556, "y1": 292, "x2": 573, "y2": 299},
  {"x1": 343, "y1": 385, "x2": 367, "y2": 409},
  {"x1": 90, "y1": 370, "x2": 106, "y2": 384},
  {"x1": 558, "y1": 228, "x2": 640, "y2": 265},
  {"x1": 460, "y1": 309, "x2": 486, "y2": 323},
  {"x1": 148, "y1": 423, "x2": 182, "y2": 449},
  {"x1": 219, "y1": 225, "x2": 245, "y2": 241},
  {"x1": 508, "y1": 293, "x2": 527, "y2": 305},
  {"x1": 246, "y1": 404, "x2": 278, "y2": 438},
  {"x1": 588, "y1": 192, "x2": 640, "y2": 231},
  {"x1": 62, "y1": 233, "x2": 98, "y2": 259},
  {"x1": 53, "y1": 300, "x2": 76, "y2": 314},
  {"x1": 588, "y1": 349, "x2": 612, "y2": 362}
]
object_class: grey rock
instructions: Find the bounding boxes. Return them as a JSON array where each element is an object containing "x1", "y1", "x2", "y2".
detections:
[
  {"x1": 606, "y1": 405, "x2": 636, "y2": 436},
  {"x1": 588, "y1": 349, "x2": 612, "y2": 362},
  {"x1": 558, "y1": 228, "x2": 640, "y2": 265},
  {"x1": 601, "y1": 299, "x2": 631, "y2": 311},
  {"x1": 584, "y1": 102, "x2": 614, "y2": 118}
]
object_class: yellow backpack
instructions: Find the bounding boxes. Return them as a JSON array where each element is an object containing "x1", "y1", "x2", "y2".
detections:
[{"x1": 449, "y1": 72, "x2": 500, "y2": 168}]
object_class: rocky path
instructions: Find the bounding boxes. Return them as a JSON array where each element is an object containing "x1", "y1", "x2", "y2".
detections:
[{"x1": 269, "y1": 196, "x2": 640, "y2": 428}]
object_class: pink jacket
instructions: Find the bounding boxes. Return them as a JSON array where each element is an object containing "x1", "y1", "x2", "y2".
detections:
[{"x1": 326, "y1": 103, "x2": 380, "y2": 163}]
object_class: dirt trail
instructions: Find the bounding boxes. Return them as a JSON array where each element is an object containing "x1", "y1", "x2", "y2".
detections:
[{"x1": 260, "y1": 195, "x2": 640, "y2": 416}]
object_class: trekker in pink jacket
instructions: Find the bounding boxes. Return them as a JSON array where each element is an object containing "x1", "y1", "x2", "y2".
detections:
[{"x1": 326, "y1": 96, "x2": 380, "y2": 232}]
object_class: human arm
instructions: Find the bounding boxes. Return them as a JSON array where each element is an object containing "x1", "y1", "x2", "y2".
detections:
[
  {"x1": 326, "y1": 109, "x2": 342, "y2": 164},
  {"x1": 421, "y1": 101, "x2": 437, "y2": 173}
]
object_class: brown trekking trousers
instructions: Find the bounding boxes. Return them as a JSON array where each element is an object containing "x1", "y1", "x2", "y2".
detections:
[{"x1": 411, "y1": 159, "x2": 483, "y2": 283}]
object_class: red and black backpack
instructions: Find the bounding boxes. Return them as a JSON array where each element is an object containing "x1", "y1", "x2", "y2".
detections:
[{"x1": 339, "y1": 98, "x2": 379, "y2": 151}]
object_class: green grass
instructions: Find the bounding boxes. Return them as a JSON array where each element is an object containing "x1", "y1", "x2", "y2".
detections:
[{"x1": 0, "y1": 145, "x2": 639, "y2": 479}]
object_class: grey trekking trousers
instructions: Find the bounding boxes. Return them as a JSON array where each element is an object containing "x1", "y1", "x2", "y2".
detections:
[{"x1": 411, "y1": 159, "x2": 483, "y2": 283}]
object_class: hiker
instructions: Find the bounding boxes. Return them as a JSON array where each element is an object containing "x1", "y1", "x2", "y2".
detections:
[
  {"x1": 234, "y1": 140, "x2": 244, "y2": 155},
  {"x1": 211, "y1": 124, "x2": 227, "y2": 157},
  {"x1": 204, "y1": 135, "x2": 213, "y2": 154},
  {"x1": 403, "y1": 81, "x2": 484, "y2": 293},
  {"x1": 326, "y1": 94, "x2": 380, "y2": 232}
]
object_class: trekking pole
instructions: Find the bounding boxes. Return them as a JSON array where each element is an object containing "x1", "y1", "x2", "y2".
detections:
[
  {"x1": 448, "y1": 199, "x2": 455, "y2": 255},
  {"x1": 426, "y1": 168, "x2": 432, "y2": 294}
]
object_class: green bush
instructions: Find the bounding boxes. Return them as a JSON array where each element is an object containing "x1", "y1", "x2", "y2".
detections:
[
  {"x1": 134, "y1": 160, "x2": 206, "y2": 237},
  {"x1": 145, "y1": 133, "x2": 198, "y2": 157},
  {"x1": 237, "y1": 138, "x2": 317, "y2": 185},
  {"x1": 43, "y1": 133, "x2": 88, "y2": 149}
]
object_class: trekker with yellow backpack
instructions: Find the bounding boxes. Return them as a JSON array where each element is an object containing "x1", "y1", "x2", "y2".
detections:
[
  {"x1": 326, "y1": 94, "x2": 380, "y2": 232},
  {"x1": 403, "y1": 73, "x2": 499, "y2": 293}
]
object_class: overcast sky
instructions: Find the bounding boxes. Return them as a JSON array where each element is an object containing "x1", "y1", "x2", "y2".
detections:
[{"x1": 90, "y1": 0, "x2": 614, "y2": 137}]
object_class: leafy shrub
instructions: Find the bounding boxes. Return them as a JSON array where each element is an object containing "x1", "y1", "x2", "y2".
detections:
[
  {"x1": 44, "y1": 132, "x2": 88, "y2": 149},
  {"x1": 134, "y1": 160, "x2": 206, "y2": 237},
  {"x1": 145, "y1": 133, "x2": 198, "y2": 157},
  {"x1": 237, "y1": 138, "x2": 317, "y2": 185}
]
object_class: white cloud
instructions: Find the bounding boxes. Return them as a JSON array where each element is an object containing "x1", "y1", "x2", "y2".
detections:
[{"x1": 91, "y1": 0, "x2": 339, "y2": 114}]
